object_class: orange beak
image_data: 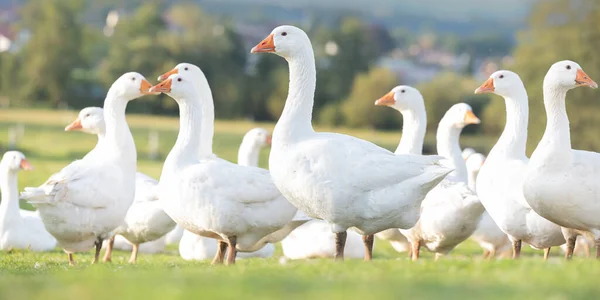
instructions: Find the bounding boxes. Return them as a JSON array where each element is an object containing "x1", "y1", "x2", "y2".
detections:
[
  {"x1": 474, "y1": 77, "x2": 495, "y2": 94},
  {"x1": 150, "y1": 78, "x2": 172, "y2": 93},
  {"x1": 140, "y1": 79, "x2": 157, "y2": 95},
  {"x1": 266, "y1": 134, "x2": 272, "y2": 145},
  {"x1": 158, "y1": 68, "x2": 178, "y2": 81},
  {"x1": 65, "y1": 117, "x2": 82, "y2": 131},
  {"x1": 464, "y1": 110, "x2": 481, "y2": 125},
  {"x1": 375, "y1": 91, "x2": 396, "y2": 106},
  {"x1": 251, "y1": 34, "x2": 275, "y2": 53},
  {"x1": 20, "y1": 158, "x2": 33, "y2": 171},
  {"x1": 575, "y1": 69, "x2": 598, "y2": 89}
]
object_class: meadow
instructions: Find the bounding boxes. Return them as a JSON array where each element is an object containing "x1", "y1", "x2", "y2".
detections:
[{"x1": 0, "y1": 108, "x2": 598, "y2": 299}]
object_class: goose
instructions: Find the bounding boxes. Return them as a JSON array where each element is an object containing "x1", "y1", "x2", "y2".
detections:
[
  {"x1": 64, "y1": 106, "x2": 175, "y2": 263},
  {"x1": 474, "y1": 69, "x2": 565, "y2": 260},
  {"x1": 522, "y1": 60, "x2": 600, "y2": 258},
  {"x1": 462, "y1": 148, "x2": 476, "y2": 160},
  {"x1": 0, "y1": 151, "x2": 56, "y2": 251},
  {"x1": 281, "y1": 221, "x2": 366, "y2": 260},
  {"x1": 377, "y1": 91, "x2": 483, "y2": 260},
  {"x1": 178, "y1": 127, "x2": 276, "y2": 261},
  {"x1": 251, "y1": 25, "x2": 452, "y2": 261},
  {"x1": 465, "y1": 152, "x2": 512, "y2": 258},
  {"x1": 151, "y1": 63, "x2": 307, "y2": 265},
  {"x1": 20, "y1": 72, "x2": 153, "y2": 265}
]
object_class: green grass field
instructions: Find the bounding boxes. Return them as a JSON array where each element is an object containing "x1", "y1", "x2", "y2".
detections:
[{"x1": 0, "y1": 108, "x2": 597, "y2": 300}]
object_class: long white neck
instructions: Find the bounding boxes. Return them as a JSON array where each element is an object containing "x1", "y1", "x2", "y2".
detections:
[
  {"x1": 102, "y1": 89, "x2": 136, "y2": 164},
  {"x1": 196, "y1": 76, "x2": 214, "y2": 157},
  {"x1": 238, "y1": 141, "x2": 261, "y2": 167},
  {"x1": 0, "y1": 169, "x2": 20, "y2": 225},
  {"x1": 161, "y1": 99, "x2": 203, "y2": 180},
  {"x1": 273, "y1": 50, "x2": 316, "y2": 144},
  {"x1": 467, "y1": 169, "x2": 479, "y2": 191},
  {"x1": 436, "y1": 121, "x2": 468, "y2": 183},
  {"x1": 489, "y1": 90, "x2": 529, "y2": 159},
  {"x1": 394, "y1": 105, "x2": 426, "y2": 155},
  {"x1": 534, "y1": 82, "x2": 571, "y2": 160}
]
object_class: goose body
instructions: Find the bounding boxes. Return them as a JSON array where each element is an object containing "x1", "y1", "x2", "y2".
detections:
[
  {"x1": 0, "y1": 151, "x2": 56, "y2": 251},
  {"x1": 64, "y1": 107, "x2": 175, "y2": 262},
  {"x1": 152, "y1": 63, "x2": 306, "y2": 264},
  {"x1": 522, "y1": 60, "x2": 600, "y2": 257},
  {"x1": 251, "y1": 28, "x2": 451, "y2": 260},
  {"x1": 475, "y1": 70, "x2": 565, "y2": 259},
  {"x1": 20, "y1": 73, "x2": 153, "y2": 264}
]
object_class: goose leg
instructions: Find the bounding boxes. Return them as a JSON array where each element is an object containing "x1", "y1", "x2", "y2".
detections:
[
  {"x1": 128, "y1": 244, "x2": 139, "y2": 264},
  {"x1": 92, "y1": 238, "x2": 103, "y2": 264},
  {"x1": 488, "y1": 249, "x2": 496, "y2": 260},
  {"x1": 512, "y1": 240, "x2": 521, "y2": 259},
  {"x1": 595, "y1": 239, "x2": 600, "y2": 259},
  {"x1": 583, "y1": 241, "x2": 591, "y2": 258},
  {"x1": 67, "y1": 253, "x2": 76, "y2": 266},
  {"x1": 565, "y1": 235, "x2": 577, "y2": 260},
  {"x1": 543, "y1": 247, "x2": 551, "y2": 260},
  {"x1": 212, "y1": 240, "x2": 228, "y2": 265},
  {"x1": 482, "y1": 249, "x2": 491, "y2": 259},
  {"x1": 411, "y1": 241, "x2": 421, "y2": 261},
  {"x1": 434, "y1": 253, "x2": 442, "y2": 261},
  {"x1": 407, "y1": 247, "x2": 413, "y2": 258},
  {"x1": 226, "y1": 236, "x2": 237, "y2": 265},
  {"x1": 102, "y1": 236, "x2": 115, "y2": 263},
  {"x1": 362, "y1": 234, "x2": 374, "y2": 261},
  {"x1": 334, "y1": 231, "x2": 347, "y2": 261}
]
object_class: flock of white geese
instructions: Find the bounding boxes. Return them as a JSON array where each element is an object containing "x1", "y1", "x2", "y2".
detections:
[{"x1": 0, "y1": 25, "x2": 598, "y2": 265}]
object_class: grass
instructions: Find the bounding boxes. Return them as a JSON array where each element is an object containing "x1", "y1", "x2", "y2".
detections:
[{"x1": 0, "y1": 108, "x2": 596, "y2": 299}]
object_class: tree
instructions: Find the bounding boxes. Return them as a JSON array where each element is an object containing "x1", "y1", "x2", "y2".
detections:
[{"x1": 17, "y1": 0, "x2": 85, "y2": 107}]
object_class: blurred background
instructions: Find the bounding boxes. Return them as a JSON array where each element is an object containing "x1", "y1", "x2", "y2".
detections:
[{"x1": 0, "y1": 0, "x2": 598, "y2": 154}]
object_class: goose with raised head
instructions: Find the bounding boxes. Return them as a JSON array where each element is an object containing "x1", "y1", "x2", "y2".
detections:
[
  {"x1": 474, "y1": 70, "x2": 565, "y2": 260},
  {"x1": 20, "y1": 72, "x2": 153, "y2": 265},
  {"x1": 464, "y1": 152, "x2": 512, "y2": 259},
  {"x1": 0, "y1": 151, "x2": 56, "y2": 251},
  {"x1": 64, "y1": 107, "x2": 175, "y2": 263},
  {"x1": 522, "y1": 60, "x2": 600, "y2": 258},
  {"x1": 251, "y1": 26, "x2": 452, "y2": 261},
  {"x1": 378, "y1": 91, "x2": 484, "y2": 260},
  {"x1": 151, "y1": 63, "x2": 307, "y2": 265},
  {"x1": 177, "y1": 127, "x2": 276, "y2": 261}
]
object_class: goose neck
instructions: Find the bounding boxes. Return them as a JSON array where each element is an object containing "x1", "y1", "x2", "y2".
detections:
[
  {"x1": 490, "y1": 91, "x2": 529, "y2": 159},
  {"x1": 196, "y1": 77, "x2": 214, "y2": 157},
  {"x1": 273, "y1": 50, "x2": 316, "y2": 143},
  {"x1": 467, "y1": 169, "x2": 478, "y2": 192},
  {"x1": 535, "y1": 84, "x2": 571, "y2": 160},
  {"x1": 0, "y1": 170, "x2": 20, "y2": 224},
  {"x1": 436, "y1": 121, "x2": 467, "y2": 182},
  {"x1": 162, "y1": 100, "x2": 203, "y2": 177},
  {"x1": 394, "y1": 106, "x2": 426, "y2": 155},
  {"x1": 238, "y1": 142, "x2": 260, "y2": 167},
  {"x1": 102, "y1": 89, "x2": 136, "y2": 162}
]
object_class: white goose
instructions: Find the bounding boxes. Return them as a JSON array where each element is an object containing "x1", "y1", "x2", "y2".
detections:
[
  {"x1": 151, "y1": 63, "x2": 306, "y2": 265},
  {"x1": 20, "y1": 72, "x2": 153, "y2": 265},
  {"x1": 178, "y1": 127, "x2": 276, "y2": 261},
  {"x1": 251, "y1": 25, "x2": 452, "y2": 261},
  {"x1": 522, "y1": 60, "x2": 600, "y2": 258},
  {"x1": 474, "y1": 70, "x2": 565, "y2": 260},
  {"x1": 63, "y1": 107, "x2": 175, "y2": 263},
  {"x1": 464, "y1": 152, "x2": 512, "y2": 258},
  {"x1": 377, "y1": 90, "x2": 484, "y2": 260},
  {"x1": 0, "y1": 151, "x2": 56, "y2": 251}
]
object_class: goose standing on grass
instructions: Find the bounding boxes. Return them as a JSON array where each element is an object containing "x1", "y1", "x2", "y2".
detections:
[
  {"x1": 251, "y1": 25, "x2": 452, "y2": 261},
  {"x1": 64, "y1": 107, "x2": 175, "y2": 263},
  {"x1": 474, "y1": 70, "x2": 565, "y2": 260},
  {"x1": 20, "y1": 72, "x2": 154, "y2": 265},
  {"x1": 151, "y1": 63, "x2": 307, "y2": 265},
  {"x1": 178, "y1": 127, "x2": 276, "y2": 261},
  {"x1": 464, "y1": 152, "x2": 512, "y2": 259},
  {"x1": 377, "y1": 91, "x2": 484, "y2": 260},
  {"x1": 522, "y1": 60, "x2": 600, "y2": 258},
  {"x1": 0, "y1": 151, "x2": 56, "y2": 251}
]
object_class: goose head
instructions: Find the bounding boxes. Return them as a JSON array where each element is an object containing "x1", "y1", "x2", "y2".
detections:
[
  {"x1": 465, "y1": 152, "x2": 486, "y2": 172},
  {"x1": 0, "y1": 151, "x2": 32, "y2": 173},
  {"x1": 110, "y1": 72, "x2": 156, "y2": 101},
  {"x1": 243, "y1": 128, "x2": 272, "y2": 148},
  {"x1": 250, "y1": 25, "x2": 311, "y2": 59},
  {"x1": 462, "y1": 147, "x2": 476, "y2": 160},
  {"x1": 475, "y1": 70, "x2": 527, "y2": 98},
  {"x1": 150, "y1": 73, "x2": 197, "y2": 103},
  {"x1": 65, "y1": 107, "x2": 105, "y2": 135},
  {"x1": 375, "y1": 85, "x2": 424, "y2": 113},
  {"x1": 543, "y1": 60, "x2": 597, "y2": 92},
  {"x1": 157, "y1": 63, "x2": 206, "y2": 83},
  {"x1": 440, "y1": 103, "x2": 480, "y2": 129}
]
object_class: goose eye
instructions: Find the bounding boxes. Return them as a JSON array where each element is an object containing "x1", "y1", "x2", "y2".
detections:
[
  {"x1": 499, "y1": 75, "x2": 504, "y2": 79},
  {"x1": 177, "y1": 78, "x2": 182, "y2": 82},
  {"x1": 566, "y1": 65, "x2": 571, "y2": 70},
  {"x1": 184, "y1": 67, "x2": 188, "y2": 71},
  {"x1": 281, "y1": 32, "x2": 287, "y2": 36},
  {"x1": 131, "y1": 77, "x2": 136, "y2": 81},
  {"x1": 85, "y1": 114, "x2": 90, "y2": 117},
  {"x1": 401, "y1": 90, "x2": 406, "y2": 93}
]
